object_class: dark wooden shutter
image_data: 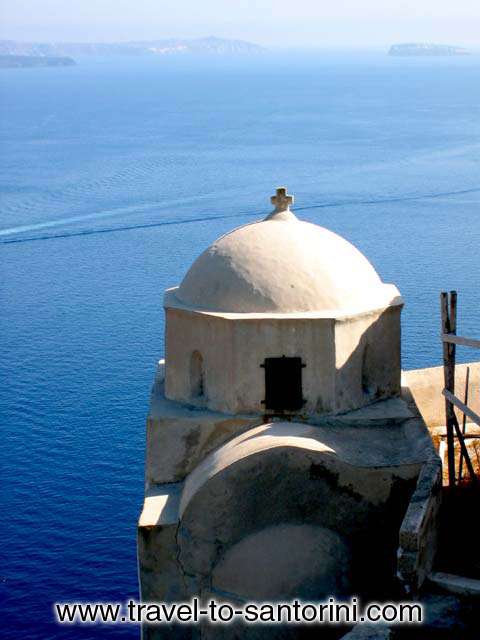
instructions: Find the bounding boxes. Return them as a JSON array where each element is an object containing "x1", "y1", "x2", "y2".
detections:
[{"x1": 261, "y1": 356, "x2": 305, "y2": 412}]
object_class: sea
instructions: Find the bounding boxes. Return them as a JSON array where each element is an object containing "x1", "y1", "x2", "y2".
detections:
[{"x1": 1, "y1": 52, "x2": 479, "y2": 638}]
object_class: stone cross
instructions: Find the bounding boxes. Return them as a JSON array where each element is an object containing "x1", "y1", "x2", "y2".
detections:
[{"x1": 271, "y1": 187, "x2": 294, "y2": 212}]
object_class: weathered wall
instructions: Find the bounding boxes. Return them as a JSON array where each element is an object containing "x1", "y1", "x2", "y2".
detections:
[
  {"x1": 139, "y1": 394, "x2": 435, "y2": 639},
  {"x1": 397, "y1": 458, "x2": 443, "y2": 595},
  {"x1": 402, "y1": 362, "x2": 480, "y2": 429},
  {"x1": 164, "y1": 305, "x2": 401, "y2": 416},
  {"x1": 164, "y1": 308, "x2": 336, "y2": 414},
  {"x1": 334, "y1": 305, "x2": 401, "y2": 412},
  {"x1": 139, "y1": 421, "x2": 423, "y2": 617},
  {"x1": 146, "y1": 362, "x2": 260, "y2": 486}
]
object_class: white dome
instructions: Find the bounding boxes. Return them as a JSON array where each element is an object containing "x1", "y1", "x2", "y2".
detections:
[{"x1": 174, "y1": 208, "x2": 397, "y2": 314}]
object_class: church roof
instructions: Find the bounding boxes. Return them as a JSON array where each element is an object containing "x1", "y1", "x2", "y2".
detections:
[{"x1": 170, "y1": 188, "x2": 400, "y2": 315}]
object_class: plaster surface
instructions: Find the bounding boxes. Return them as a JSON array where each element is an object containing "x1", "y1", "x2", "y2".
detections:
[
  {"x1": 139, "y1": 386, "x2": 437, "y2": 640},
  {"x1": 164, "y1": 304, "x2": 402, "y2": 415},
  {"x1": 397, "y1": 459, "x2": 442, "y2": 595},
  {"x1": 139, "y1": 410, "x2": 434, "y2": 596},
  {"x1": 211, "y1": 523, "x2": 351, "y2": 600},
  {"x1": 146, "y1": 361, "x2": 261, "y2": 484},
  {"x1": 175, "y1": 210, "x2": 398, "y2": 314},
  {"x1": 402, "y1": 362, "x2": 480, "y2": 428},
  {"x1": 137, "y1": 190, "x2": 442, "y2": 639},
  {"x1": 163, "y1": 197, "x2": 403, "y2": 417},
  {"x1": 140, "y1": 413, "x2": 433, "y2": 606}
]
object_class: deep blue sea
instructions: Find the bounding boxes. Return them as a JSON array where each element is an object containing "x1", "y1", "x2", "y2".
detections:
[{"x1": 1, "y1": 53, "x2": 480, "y2": 638}]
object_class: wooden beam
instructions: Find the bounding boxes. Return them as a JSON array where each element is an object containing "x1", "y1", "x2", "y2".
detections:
[
  {"x1": 451, "y1": 413, "x2": 478, "y2": 483},
  {"x1": 459, "y1": 366, "x2": 470, "y2": 482},
  {"x1": 442, "y1": 388, "x2": 480, "y2": 428},
  {"x1": 441, "y1": 334, "x2": 480, "y2": 349}
]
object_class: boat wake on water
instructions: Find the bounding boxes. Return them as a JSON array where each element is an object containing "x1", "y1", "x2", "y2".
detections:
[{"x1": 1, "y1": 185, "x2": 479, "y2": 245}]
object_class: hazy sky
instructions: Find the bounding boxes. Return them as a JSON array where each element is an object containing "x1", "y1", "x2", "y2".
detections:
[{"x1": 1, "y1": 0, "x2": 480, "y2": 49}]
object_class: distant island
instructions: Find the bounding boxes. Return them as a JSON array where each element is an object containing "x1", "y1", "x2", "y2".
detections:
[
  {"x1": 0, "y1": 36, "x2": 264, "y2": 59},
  {"x1": 0, "y1": 55, "x2": 76, "y2": 68},
  {"x1": 389, "y1": 43, "x2": 469, "y2": 57}
]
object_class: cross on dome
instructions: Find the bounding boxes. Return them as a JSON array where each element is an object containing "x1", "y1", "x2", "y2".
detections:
[{"x1": 271, "y1": 187, "x2": 294, "y2": 212}]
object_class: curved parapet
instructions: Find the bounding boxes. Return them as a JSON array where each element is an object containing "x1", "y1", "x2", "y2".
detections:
[{"x1": 176, "y1": 421, "x2": 422, "y2": 601}]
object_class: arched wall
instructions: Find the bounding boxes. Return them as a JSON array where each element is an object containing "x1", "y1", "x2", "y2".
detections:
[
  {"x1": 176, "y1": 422, "x2": 417, "y2": 599},
  {"x1": 189, "y1": 350, "x2": 204, "y2": 399}
]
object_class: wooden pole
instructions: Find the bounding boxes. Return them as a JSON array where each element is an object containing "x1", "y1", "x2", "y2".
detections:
[
  {"x1": 441, "y1": 291, "x2": 457, "y2": 487},
  {"x1": 449, "y1": 291, "x2": 458, "y2": 484},
  {"x1": 458, "y1": 366, "x2": 470, "y2": 482}
]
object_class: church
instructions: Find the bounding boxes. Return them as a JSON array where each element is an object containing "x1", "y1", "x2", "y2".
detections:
[{"x1": 137, "y1": 188, "x2": 445, "y2": 638}]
